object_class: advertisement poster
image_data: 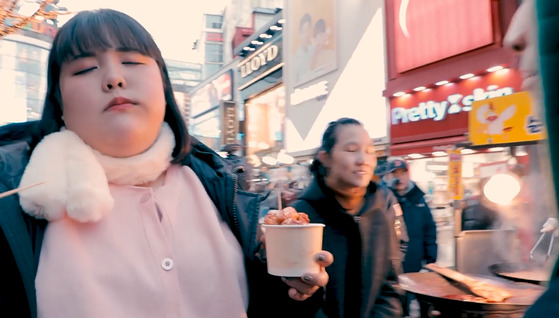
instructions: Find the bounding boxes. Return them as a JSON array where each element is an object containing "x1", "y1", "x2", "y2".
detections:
[
  {"x1": 190, "y1": 70, "x2": 232, "y2": 117},
  {"x1": 469, "y1": 91, "x2": 545, "y2": 146},
  {"x1": 289, "y1": 0, "x2": 337, "y2": 87}
]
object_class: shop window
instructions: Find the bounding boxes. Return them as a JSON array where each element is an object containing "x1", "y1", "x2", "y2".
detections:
[{"x1": 205, "y1": 15, "x2": 223, "y2": 29}]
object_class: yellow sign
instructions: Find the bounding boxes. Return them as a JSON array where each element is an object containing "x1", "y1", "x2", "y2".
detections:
[
  {"x1": 469, "y1": 91, "x2": 545, "y2": 146},
  {"x1": 447, "y1": 149, "x2": 463, "y2": 200}
]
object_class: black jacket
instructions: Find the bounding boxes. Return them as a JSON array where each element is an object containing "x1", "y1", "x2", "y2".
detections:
[
  {"x1": 292, "y1": 177, "x2": 403, "y2": 318},
  {"x1": 390, "y1": 184, "x2": 437, "y2": 273},
  {"x1": 0, "y1": 121, "x2": 320, "y2": 318}
]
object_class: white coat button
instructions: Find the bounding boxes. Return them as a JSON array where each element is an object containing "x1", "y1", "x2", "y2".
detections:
[
  {"x1": 161, "y1": 258, "x2": 174, "y2": 271},
  {"x1": 140, "y1": 193, "x2": 151, "y2": 203}
]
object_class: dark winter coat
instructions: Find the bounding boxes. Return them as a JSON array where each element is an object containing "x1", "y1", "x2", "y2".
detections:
[
  {"x1": 524, "y1": 0, "x2": 559, "y2": 316},
  {"x1": 292, "y1": 177, "x2": 403, "y2": 318},
  {"x1": 390, "y1": 184, "x2": 437, "y2": 273},
  {"x1": 0, "y1": 121, "x2": 321, "y2": 318}
]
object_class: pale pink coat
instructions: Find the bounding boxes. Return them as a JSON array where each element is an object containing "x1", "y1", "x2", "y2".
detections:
[{"x1": 36, "y1": 165, "x2": 248, "y2": 318}]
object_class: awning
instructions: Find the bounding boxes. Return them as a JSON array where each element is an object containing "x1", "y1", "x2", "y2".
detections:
[{"x1": 390, "y1": 135, "x2": 468, "y2": 156}]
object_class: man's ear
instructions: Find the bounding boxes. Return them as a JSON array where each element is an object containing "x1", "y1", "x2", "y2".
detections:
[{"x1": 318, "y1": 150, "x2": 330, "y2": 168}]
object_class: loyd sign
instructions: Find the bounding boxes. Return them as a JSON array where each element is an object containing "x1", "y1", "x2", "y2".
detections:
[
  {"x1": 240, "y1": 45, "x2": 279, "y2": 78},
  {"x1": 392, "y1": 85, "x2": 514, "y2": 125},
  {"x1": 222, "y1": 102, "x2": 237, "y2": 145}
]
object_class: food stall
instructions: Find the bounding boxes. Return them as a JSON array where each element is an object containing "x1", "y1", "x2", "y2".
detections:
[{"x1": 399, "y1": 92, "x2": 555, "y2": 317}]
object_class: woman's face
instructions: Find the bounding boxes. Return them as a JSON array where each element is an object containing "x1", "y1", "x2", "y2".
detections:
[
  {"x1": 504, "y1": 0, "x2": 540, "y2": 98},
  {"x1": 59, "y1": 48, "x2": 166, "y2": 157},
  {"x1": 321, "y1": 124, "x2": 377, "y2": 191}
]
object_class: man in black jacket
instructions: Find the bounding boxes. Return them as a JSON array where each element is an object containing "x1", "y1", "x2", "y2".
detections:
[
  {"x1": 384, "y1": 157, "x2": 437, "y2": 273},
  {"x1": 384, "y1": 157, "x2": 437, "y2": 317}
]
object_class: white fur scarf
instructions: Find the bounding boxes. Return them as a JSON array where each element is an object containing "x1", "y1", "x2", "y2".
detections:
[{"x1": 18, "y1": 123, "x2": 175, "y2": 223}]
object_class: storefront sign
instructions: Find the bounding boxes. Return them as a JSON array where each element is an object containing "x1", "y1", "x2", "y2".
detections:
[
  {"x1": 390, "y1": 70, "x2": 523, "y2": 144},
  {"x1": 237, "y1": 35, "x2": 283, "y2": 89},
  {"x1": 392, "y1": 86, "x2": 513, "y2": 125},
  {"x1": 221, "y1": 101, "x2": 238, "y2": 146},
  {"x1": 290, "y1": 80, "x2": 329, "y2": 105},
  {"x1": 240, "y1": 45, "x2": 279, "y2": 78},
  {"x1": 447, "y1": 149, "x2": 463, "y2": 200},
  {"x1": 206, "y1": 32, "x2": 223, "y2": 42},
  {"x1": 469, "y1": 91, "x2": 545, "y2": 146},
  {"x1": 389, "y1": 0, "x2": 493, "y2": 73}
]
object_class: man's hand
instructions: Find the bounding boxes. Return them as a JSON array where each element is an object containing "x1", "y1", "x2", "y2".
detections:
[
  {"x1": 541, "y1": 218, "x2": 559, "y2": 236},
  {"x1": 281, "y1": 251, "x2": 333, "y2": 301}
]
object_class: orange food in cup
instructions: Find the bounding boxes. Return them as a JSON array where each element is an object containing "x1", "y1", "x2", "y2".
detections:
[{"x1": 264, "y1": 207, "x2": 310, "y2": 225}]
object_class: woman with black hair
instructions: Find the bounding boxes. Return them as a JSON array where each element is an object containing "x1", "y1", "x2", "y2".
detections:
[
  {"x1": 0, "y1": 9, "x2": 332, "y2": 318},
  {"x1": 291, "y1": 117, "x2": 403, "y2": 317}
]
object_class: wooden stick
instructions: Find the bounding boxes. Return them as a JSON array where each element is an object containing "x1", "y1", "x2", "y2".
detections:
[
  {"x1": 0, "y1": 181, "x2": 45, "y2": 199},
  {"x1": 277, "y1": 188, "x2": 282, "y2": 210}
]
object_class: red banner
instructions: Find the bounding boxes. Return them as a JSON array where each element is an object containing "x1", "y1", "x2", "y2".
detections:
[{"x1": 391, "y1": 0, "x2": 493, "y2": 73}]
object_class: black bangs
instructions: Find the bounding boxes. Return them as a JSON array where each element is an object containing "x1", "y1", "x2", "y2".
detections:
[{"x1": 52, "y1": 9, "x2": 162, "y2": 64}]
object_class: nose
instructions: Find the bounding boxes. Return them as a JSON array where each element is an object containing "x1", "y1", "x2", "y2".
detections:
[
  {"x1": 504, "y1": 30, "x2": 526, "y2": 53},
  {"x1": 106, "y1": 80, "x2": 124, "y2": 90},
  {"x1": 503, "y1": 2, "x2": 531, "y2": 54},
  {"x1": 102, "y1": 64, "x2": 127, "y2": 92}
]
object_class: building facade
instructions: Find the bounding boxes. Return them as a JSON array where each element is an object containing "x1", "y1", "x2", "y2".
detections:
[{"x1": 0, "y1": 21, "x2": 56, "y2": 125}]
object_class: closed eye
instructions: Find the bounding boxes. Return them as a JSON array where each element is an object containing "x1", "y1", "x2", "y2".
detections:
[
  {"x1": 73, "y1": 67, "x2": 97, "y2": 76},
  {"x1": 122, "y1": 61, "x2": 143, "y2": 65}
]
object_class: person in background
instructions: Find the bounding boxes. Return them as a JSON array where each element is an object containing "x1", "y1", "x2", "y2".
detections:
[
  {"x1": 0, "y1": 9, "x2": 332, "y2": 318},
  {"x1": 291, "y1": 117, "x2": 403, "y2": 317},
  {"x1": 383, "y1": 157, "x2": 437, "y2": 273},
  {"x1": 222, "y1": 143, "x2": 253, "y2": 191},
  {"x1": 460, "y1": 178, "x2": 500, "y2": 231},
  {"x1": 504, "y1": 0, "x2": 559, "y2": 315},
  {"x1": 383, "y1": 157, "x2": 437, "y2": 318},
  {"x1": 374, "y1": 160, "x2": 409, "y2": 270},
  {"x1": 294, "y1": 13, "x2": 314, "y2": 83}
]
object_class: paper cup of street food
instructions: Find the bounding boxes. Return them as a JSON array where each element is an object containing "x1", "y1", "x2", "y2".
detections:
[{"x1": 262, "y1": 207, "x2": 325, "y2": 277}]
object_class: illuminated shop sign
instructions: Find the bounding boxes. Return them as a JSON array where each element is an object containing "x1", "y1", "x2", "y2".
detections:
[
  {"x1": 390, "y1": 69, "x2": 523, "y2": 144},
  {"x1": 469, "y1": 91, "x2": 545, "y2": 146},
  {"x1": 392, "y1": 85, "x2": 513, "y2": 125},
  {"x1": 240, "y1": 44, "x2": 279, "y2": 78},
  {"x1": 237, "y1": 35, "x2": 283, "y2": 89}
]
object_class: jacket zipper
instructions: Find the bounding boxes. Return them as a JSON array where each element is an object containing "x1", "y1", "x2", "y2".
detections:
[{"x1": 230, "y1": 173, "x2": 240, "y2": 235}]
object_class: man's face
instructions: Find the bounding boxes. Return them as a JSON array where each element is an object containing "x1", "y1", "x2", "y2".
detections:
[
  {"x1": 390, "y1": 168, "x2": 410, "y2": 193},
  {"x1": 504, "y1": 0, "x2": 541, "y2": 103},
  {"x1": 383, "y1": 167, "x2": 410, "y2": 193}
]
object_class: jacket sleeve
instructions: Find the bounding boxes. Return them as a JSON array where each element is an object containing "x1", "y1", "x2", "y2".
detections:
[
  {"x1": 423, "y1": 203, "x2": 438, "y2": 264},
  {"x1": 247, "y1": 199, "x2": 324, "y2": 317},
  {"x1": 246, "y1": 257, "x2": 324, "y2": 317},
  {"x1": 371, "y1": 263, "x2": 404, "y2": 318}
]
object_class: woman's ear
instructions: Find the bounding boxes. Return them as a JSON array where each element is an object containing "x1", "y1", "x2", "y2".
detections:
[{"x1": 318, "y1": 150, "x2": 329, "y2": 168}]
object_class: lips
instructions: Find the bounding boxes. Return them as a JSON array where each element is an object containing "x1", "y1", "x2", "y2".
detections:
[{"x1": 105, "y1": 97, "x2": 135, "y2": 111}]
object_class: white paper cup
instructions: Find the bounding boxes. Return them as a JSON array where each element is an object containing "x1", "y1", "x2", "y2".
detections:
[{"x1": 262, "y1": 223, "x2": 325, "y2": 277}]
